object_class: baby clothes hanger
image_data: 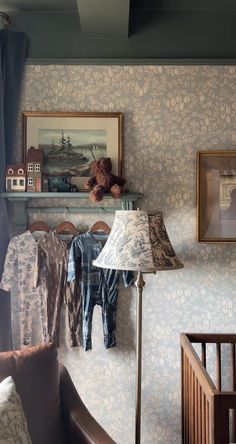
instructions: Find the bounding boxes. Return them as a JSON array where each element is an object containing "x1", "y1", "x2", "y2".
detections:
[
  {"x1": 90, "y1": 208, "x2": 111, "y2": 234},
  {"x1": 29, "y1": 221, "x2": 50, "y2": 233},
  {"x1": 56, "y1": 208, "x2": 79, "y2": 235},
  {"x1": 56, "y1": 221, "x2": 79, "y2": 235},
  {"x1": 90, "y1": 221, "x2": 111, "y2": 234},
  {"x1": 29, "y1": 210, "x2": 50, "y2": 233}
]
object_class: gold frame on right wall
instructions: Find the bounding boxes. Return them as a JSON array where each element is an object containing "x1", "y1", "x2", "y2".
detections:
[{"x1": 197, "y1": 150, "x2": 236, "y2": 243}]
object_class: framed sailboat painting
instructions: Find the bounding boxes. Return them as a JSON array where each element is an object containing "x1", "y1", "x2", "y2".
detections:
[{"x1": 22, "y1": 111, "x2": 123, "y2": 190}]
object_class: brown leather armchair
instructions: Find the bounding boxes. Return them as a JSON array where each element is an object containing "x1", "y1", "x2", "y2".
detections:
[{"x1": 0, "y1": 343, "x2": 116, "y2": 444}]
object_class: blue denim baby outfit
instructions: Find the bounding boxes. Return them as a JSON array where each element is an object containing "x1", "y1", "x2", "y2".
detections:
[{"x1": 67, "y1": 231, "x2": 134, "y2": 351}]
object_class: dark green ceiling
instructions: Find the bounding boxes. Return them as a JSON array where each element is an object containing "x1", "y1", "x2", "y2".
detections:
[
  {"x1": 3, "y1": 0, "x2": 236, "y2": 11},
  {"x1": 0, "y1": 0, "x2": 77, "y2": 11},
  {"x1": 1, "y1": 0, "x2": 236, "y2": 63},
  {"x1": 131, "y1": 0, "x2": 236, "y2": 10}
]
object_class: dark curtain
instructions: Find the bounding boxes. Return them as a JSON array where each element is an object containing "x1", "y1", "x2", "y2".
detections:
[{"x1": 0, "y1": 30, "x2": 27, "y2": 351}]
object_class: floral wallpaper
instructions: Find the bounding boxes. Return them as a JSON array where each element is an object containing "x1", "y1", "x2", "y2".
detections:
[{"x1": 15, "y1": 65, "x2": 236, "y2": 444}]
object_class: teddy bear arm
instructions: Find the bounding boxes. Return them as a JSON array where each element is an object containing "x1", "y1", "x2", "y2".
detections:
[
  {"x1": 84, "y1": 176, "x2": 97, "y2": 189},
  {"x1": 112, "y1": 175, "x2": 126, "y2": 186}
]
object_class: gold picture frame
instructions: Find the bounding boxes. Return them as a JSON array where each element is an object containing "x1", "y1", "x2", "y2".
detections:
[
  {"x1": 197, "y1": 151, "x2": 236, "y2": 242},
  {"x1": 23, "y1": 111, "x2": 123, "y2": 190}
]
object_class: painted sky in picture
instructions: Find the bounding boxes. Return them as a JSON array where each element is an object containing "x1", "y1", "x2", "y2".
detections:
[
  {"x1": 38, "y1": 128, "x2": 107, "y2": 176},
  {"x1": 39, "y1": 129, "x2": 107, "y2": 145}
]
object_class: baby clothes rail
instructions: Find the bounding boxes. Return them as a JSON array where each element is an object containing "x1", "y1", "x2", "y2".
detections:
[{"x1": 0, "y1": 223, "x2": 134, "y2": 351}]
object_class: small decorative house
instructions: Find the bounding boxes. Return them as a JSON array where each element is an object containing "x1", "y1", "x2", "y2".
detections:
[
  {"x1": 26, "y1": 146, "x2": 43, "y2": 192},
  {"x1": 6, "y1": 164, "x2": 26, "y2": 192}
]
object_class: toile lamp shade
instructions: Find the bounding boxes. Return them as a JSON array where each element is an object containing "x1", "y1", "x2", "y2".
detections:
[{"x1": 93, "y1": 210, "x2": 183, "y2": 272}]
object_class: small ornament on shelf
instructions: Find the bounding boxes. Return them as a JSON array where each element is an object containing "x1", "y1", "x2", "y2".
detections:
[
  {"x1": 42, "y1": 175, "x2": 49, "y2": 192},
  {"x1": 47, "y1": 173, "x2": 78, "y2": 192},
  {"x1": 26, "y1": 146, "x2": 43, "y2": 192},
  {"x1": 5, "y1": 164, "x2": 26, "y2": 192}
]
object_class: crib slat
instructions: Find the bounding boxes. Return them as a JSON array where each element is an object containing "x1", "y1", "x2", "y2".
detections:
[
  {"x1": 183, "y1": 354, "x2": 188, "y2": 444},
  {"x1": 195, "y1": 376, "x2": 198, "y2": 444},
  {"x1": 201, "y1": 343, "x2": 206, "y2": 368},
  {"x1": 182, "y1": 349, "x2": 185, "y2": 444},
  {"x1": 216, "y1": 343, "x2": 222, "y2": 391},
  {"x1": 188, "y1": 358, "x2": 191, "y2": 444},
  {"x1": 186, "y1": 356, "x2": 189, "y2": 444},
  {"x1": 198, "y1": 385, "x2": 202, "y2": 444},
  {"x1": 192, "y1": 367, "x2": 195, "y2": 444},
  {"x1": 195, "y1": 375, "x2": 199, "y2": 444},
  {"x1": 232, "y1": 343, "x2": 236, "y2": 388},
  {"x1": 231, "y1": 343, "x2": 236, "y2": 442},
  {"x1": 193, "y1": 373, "x2": 196, "y2": 444},
  {"x1": 190, "y1": 365, "x2": 193, "y2": 444},
  {"x1": 206, "y1": 401, "x2": 209, "y2": 444},
  {"x1": 185, "y1": 356, "x2": 189, "y2": 444},
  {"x1": 202, "y1": 391, "x2": 206, "y2": 444}
]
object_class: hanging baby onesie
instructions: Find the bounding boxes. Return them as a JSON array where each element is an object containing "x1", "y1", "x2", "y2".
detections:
[
  {"x1": 0, "y1": 230, "x2": 48, "y2": 349},
  {"x1": 67, "y1": 231, "x2": 134, "y2": 351},
  {"x1": 34, "y1": 230, "x2": 82, "y2": 347}
]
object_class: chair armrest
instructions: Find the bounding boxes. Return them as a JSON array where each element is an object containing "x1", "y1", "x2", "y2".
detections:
[{"x1": 60, "y1": 364, "x2": 116, "y2": 444}]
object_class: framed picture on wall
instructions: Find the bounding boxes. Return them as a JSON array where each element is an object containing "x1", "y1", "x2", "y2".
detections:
[
  {"x1": 22, "y1": 111, "x2": 123, "y2": 190},
  {"x1": 197, "y1": 151, "x2": 236, "y2": 242}
]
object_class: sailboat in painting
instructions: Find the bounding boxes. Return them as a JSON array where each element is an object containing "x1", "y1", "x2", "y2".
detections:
[{"x1": 39, "y1": 129, "x2": 107, "y2": 177}]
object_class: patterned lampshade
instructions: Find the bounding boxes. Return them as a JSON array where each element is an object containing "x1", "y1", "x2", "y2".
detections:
[{"x1": 93, "y1": 210, "x2": 183, "y2": 272}]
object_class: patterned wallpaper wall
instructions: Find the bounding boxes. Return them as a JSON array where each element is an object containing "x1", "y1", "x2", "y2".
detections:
[{"x1": 17, "y1": 65, "x2": 236, "y2": 444}]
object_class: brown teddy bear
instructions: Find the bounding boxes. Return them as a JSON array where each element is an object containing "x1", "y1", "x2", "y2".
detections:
[{"x1": 84, "y1": 157, "x2": 126, "y2": 202}]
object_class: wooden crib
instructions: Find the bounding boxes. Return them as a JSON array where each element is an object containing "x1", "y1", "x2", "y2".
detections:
[{"x1": 181, "y1": 333, "x2": 236, "y2": 444}]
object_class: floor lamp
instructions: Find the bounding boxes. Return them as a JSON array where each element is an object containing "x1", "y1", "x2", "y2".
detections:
[{"x1": 93, "y1": 210, "x2": 183, "y2": 444}]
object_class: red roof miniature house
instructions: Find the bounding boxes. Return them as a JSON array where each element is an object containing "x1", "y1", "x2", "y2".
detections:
[
  {"x1": 6, "y1": 164, "x2": 26, "y2": 192},
  {"x1": 26, "y1": 146, "x2": 43, "y2": 192}
]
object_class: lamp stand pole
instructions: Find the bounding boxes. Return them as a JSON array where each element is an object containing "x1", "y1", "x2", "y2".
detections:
[{"x1": 135, "y1": 271, "x2": 145, "y2": 444}]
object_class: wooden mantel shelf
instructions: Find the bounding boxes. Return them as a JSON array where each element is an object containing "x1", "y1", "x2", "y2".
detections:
[
  {"x1": 1, "y1": 191, "x2": 143, "y2": 235},
  {"x1": 1, "y1": 191, "x2": 142, "y2": 202}
]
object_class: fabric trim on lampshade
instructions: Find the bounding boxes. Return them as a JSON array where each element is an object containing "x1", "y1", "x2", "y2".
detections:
[{"x1": 148, "y1": 212, "x2": 184, "y2": 270}]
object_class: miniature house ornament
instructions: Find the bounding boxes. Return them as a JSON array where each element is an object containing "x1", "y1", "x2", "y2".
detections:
[
  {"x1": 26, "y1": 146, "x2": 43, "y2": 192},
  {"x1": 6, "y1": 164, "x2": 26, "y2": 192}
]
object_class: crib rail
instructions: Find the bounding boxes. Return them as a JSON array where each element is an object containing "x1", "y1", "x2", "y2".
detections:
[{"x1": 181, "y1": 333, "x2": 236, "y2": 444}]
